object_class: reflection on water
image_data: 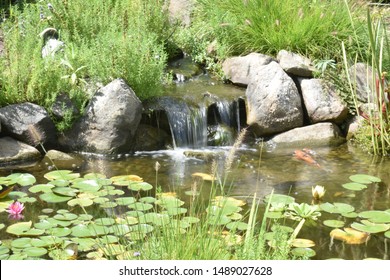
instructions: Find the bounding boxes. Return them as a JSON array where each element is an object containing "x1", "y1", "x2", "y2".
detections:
[{"x1": 1, "y1": 141, "x2": 389, "y2": 259}]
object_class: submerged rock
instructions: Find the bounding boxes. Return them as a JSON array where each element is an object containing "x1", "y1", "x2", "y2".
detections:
[
  {"x1": 268, "y1": 122, "x2": 345, "y2": 148},
  {"x1": 0, "y1": 137, "x2": 41, "y2": 167},
  {"x1": 246, "y1": 61, "x2": 304, "y2": 136},
  {"x1": 60, "y1": 79, "x2": 142, "y2": 154}
]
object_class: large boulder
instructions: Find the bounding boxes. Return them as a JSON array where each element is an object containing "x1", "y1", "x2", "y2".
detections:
[
  {"x1": 60, "y1": 79, "x2": 143, "y2": 154},
  {"x1": 0, "y1": 102, "x2": 57, "y2": 147},
  {"x1": 168, "y1": 0, "x2": 195, "y2": 26},
  {"x1": 299, "y1": 78, "x2": 349, "y2": 124},
  {"x1": 0, "y1": 137, "x2": 41, "y2": 166},
  {"x1": 268, "y1": 122, "x2": 345, "y2": 147},
  {"x1": 246, "y1": 61, "x2": 304, "y2": 136},
  {"x1": 222, "y1": 52, "x2": 275, "y2": 86},
  {"x1": 277, "y1": 50, "x2": 314, "y2": 77}
]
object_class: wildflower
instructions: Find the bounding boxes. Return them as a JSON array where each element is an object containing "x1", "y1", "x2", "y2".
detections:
[
  {"x1": 312, "y1": 185, "x2": 326, "y2": 200},
  {"x1": 6, "y1": 201, "x2": 25, "y2": 220},
  {"x1": 133, "y1": 251, "x2": 141, "y2": 257}
]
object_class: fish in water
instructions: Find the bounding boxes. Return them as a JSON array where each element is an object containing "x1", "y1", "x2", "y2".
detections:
[{"x1": 293, "y1": 149, "x2": 321, "y2": 168}]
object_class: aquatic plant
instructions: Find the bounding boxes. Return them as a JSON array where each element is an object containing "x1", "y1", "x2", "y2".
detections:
[
  {"x1": 6, "y1": 201, "x2": 25, "y2": 220},
  {"x1": 312, "y1": 185, "x2": 326, "y2": 200}
]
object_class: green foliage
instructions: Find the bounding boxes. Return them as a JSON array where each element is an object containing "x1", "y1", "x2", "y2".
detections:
[
  {"x1": 175, "y1": 0, "x2": 368, "y2": 74},
  {"x1": 0, "y1": 0, "x2": 173, "y2": 129}
]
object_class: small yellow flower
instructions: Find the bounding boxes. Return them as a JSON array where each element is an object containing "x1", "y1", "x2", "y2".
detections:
[{"x1": 312, "y1": 185, "x2": 326, "y2": 200}]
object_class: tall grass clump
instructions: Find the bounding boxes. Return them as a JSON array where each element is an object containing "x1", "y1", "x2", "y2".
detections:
[
  {"x1": 0, "y1": 0, "x2": 173, "y2": 129},
  {"x1": 175, "y1": 0, "x2": 367, "y2": 74},
  {"x1": 343, "y1": 10, "x2": 390, "y2": 155}
]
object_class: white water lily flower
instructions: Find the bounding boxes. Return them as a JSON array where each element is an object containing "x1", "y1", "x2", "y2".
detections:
[{"x1": 312, "y1": 185, "x2": 326, "y2": 200}]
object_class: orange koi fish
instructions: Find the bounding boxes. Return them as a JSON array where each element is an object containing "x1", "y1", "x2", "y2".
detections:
[{"x1": 293, "y1": 149, "x2": 321, "y2": 168}]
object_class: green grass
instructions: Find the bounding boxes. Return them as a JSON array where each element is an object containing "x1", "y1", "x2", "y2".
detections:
[{"x1": 175, "y1": 0, "x2": 368, "y2": 74}]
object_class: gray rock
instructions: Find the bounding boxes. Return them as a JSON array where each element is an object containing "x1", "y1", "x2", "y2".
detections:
[
  {"x1": 246, "y1": 61, "x2": 304, "y2": 136},
  {"x1": 42, "y1": 38, "x2": 65, "y2": 58},
  {"x1": 0, "y1": 137, "x2": 41, "y2": 166},
  {"x1": 299, "y1": 78, "x2": 349, "y2": 124},
  {"x1": 45, "y1": 149, "x2": 75, "y2": 161},
  {"x1": 277, "y1": 50, "x2": 314, "y2": 77},
  {"x1": 268, "y1": 122, "x2": 345, "y2": 147},
  {"x1": 345, "y1": 116, "x2": 364, "y2": 140},
  {"x1": 348, "y1": 63, "x2": 375, "y2": 103},
  {"x1": 60, "y1": 79, "x2": 142, "y2": 154},
  {"x1": 222, "y1": 52, "x2": 275, "y2": 86},
  {"x1": 0, "y1": 102, "x2": 57, "y2": 147}
]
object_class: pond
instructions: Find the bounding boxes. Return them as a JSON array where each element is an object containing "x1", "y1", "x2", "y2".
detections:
[{"x1": 1, "y1": 73, "x2": 389, "y2": 260}]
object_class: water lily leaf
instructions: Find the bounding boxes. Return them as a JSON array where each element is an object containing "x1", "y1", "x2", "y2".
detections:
[
  {"x1": 39, "y1": 192, "x2": 72, "y2": 203},
  {"x1": 264, "y1": 194, "x2": 295, "y2": 205},
  {"x1": 77, "y1": 214, "x2": 93, "y2": 221},
  {"x1": 139, "y1": 197, "x2": 156, "y2": 204},
  {"x1": 207, "y1": 204, "x2": 241, "y2": 216},
  {"x1": 9, "y1": 191, "x2": 27, "y2": 198},
  {"x1": 342, "y1": 212, "x2": 358, "y2": 218},
  {"x1": 84, "y1": 173, "x2": 107, "y2": 179},
  {"x1": 111, "y1": 175, "x2": 143, "y2": 186},
  {"x1": 38, "y1": 236, "x2": 63, "y2": 246},
  {"x1": 323, "y1": 220, "x2": 345, "y2": 228},
  {"x1": 126, "y1": 211, "x2": 144, "y2": 218},
  {"x1": 342, "y1": 182, "x2": 367, "y2": 191},
  {"x1": 71, "y1": 224, "x2": 93, "y2": 238},
  {"x1": 71, "y1": 238, "x2": 96, "y2": 252},
  {"x1": 52, "y1": 187, "x2": 78, "y2": 197},
  {"x1": 97, "y1": 235, "x2": 119, "y2": 244},
  {"x1": 106, "y1": 189, "x2": 125, "y2": 196},
  {"x1": 291, "y1": 247, "x2": 316, "y2": 258},
  {"x1": 29, "y1": 184, "x2": 55, "y2": 193},
  {"x1": 50, "y1": 179, "x2": 70, "y2": 187},
  {"x1": 130, "y1": 223, "x2": 154, "y2": 234},
  {"x1": 265, "y1": 211, "x2": 284, "y2": 219},
  {"x1": 163, "y1": 207, "x2": 188, "y2": 216},
  {"x1": 7, "y1": 173, "x2": 36, "y2": 186},
  {"x1": 227, "y1": 212, "x2": 243, "y2": 220},
  {"x1": 34, "y1": 220, "x2": 54, "y2": 230},
  {"x1": 349, "y1": 174, "x2": 381, "y2": 184},
  {"x1": 95, "y1": 218, "x2": 116, "y2": 226},
  {"x1": 67, "y1": 198, "x2": 93, "y2": 207},
  {"x1": 330, "y1": 228, "x2": 370, "y2": 244},
  {"x1": 319, "y1": 202, "x2": 354, "y2": 214},
  {"x1": 138, "y1": 213, "x2": 170, "y2": 225},
  {"x1": 29, "y1": 238, "x2": 46, "y2": 247},
  {"x1": 128, "y1": 202, "x2": 153, "y2": 211},
  {"x1": 128, "y1": 182, "x2": 153, "y2": 192},
  {"x1": 110, "y1": 224, "x2": 132, "y2": 236},
  {"x1": 0, "y1": 246, "x2": 10, "y2": 255},
  {"x1": 48, "y1": 227, "x2": 71, "y2": 237},
  {"x1": 44, "y1": 170, "x2": 80, "y2": 181},
  {"x1": 207, "y1": 215, "x2": 231, "y2": 225},
  {"x1": 213, "y1": 196, "x2": 246, "y2": 207},
  {"x1": 358, "y1": 211, "x2": 390, "y2": 223},
  {"x1": 191, "y1": 172, "x2": 215, "y2": 181},
  {"x1": 53, "y1": 213, "x2": 78, "y2": 221},
  {"x1": 125, "y1": 232, "x2": 146, "y2": 241},
  {"x1": 72, "y1": 180, "x2": 101, "y2": 192},
  {"x1": 226, "y1": 221, "x2": 248, "y2": 231},
  {"x1": 385, "y1": 231, "x2": 390, "y2": 239},
  {"x1": 93, "y1": 197, "x2": 110, "y2": 204},
  {"x1": 291, "y1": 238, "x2": 316, "y2": 248},
  {"x1": 47, "y1": 218, "x2": 71, "y2": 227},
  {"x1": 155, "y1": 196, "x2": 184, "y2": 209},
  {"x1": 0, "y1": 223, "x2": 5, "y2": 230},
  {"x1": 116, "y1": 216, "x2": 138, "y2": 226},
  {"x1": 6, "y1": 221, "x2": 32, "y2": 236},
  {"x1": 351, "y1": 221, "x2": 390, "y2": 233},
  {"x1": 11, "y1": 237, "x2": 32, "y2": 248},
  {"x1": 18, "y1": 196, "x2": 37, "y2": 203}
]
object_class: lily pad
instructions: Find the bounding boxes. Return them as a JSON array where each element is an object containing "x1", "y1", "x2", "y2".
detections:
[
  {"x1": 53, "y1": 213, "x2": 78, "y2": 221},
  {"x1": 163, "y1": 207, "x2": 188, "y2": 216},
  {"x1": 291, "y1": 238, "x2": 316, "y2": 248},
  {"x1": 72, "y1": 180, "x2": 101, "y2": 192},
  {"x1": 358, "y1": 211, "x2": 390, "y2": 223},
  {"x1": 67, "y1": 198, "x2": 93, "y2": 207},
  {"x1": 39, "y1": 192, "x2": 72, "y2": 203},
  {"x1": 111, "y1": 175, "x2": 143, "y2": 186},
  {"x1": 7, "y1": 173, "x2": 36, "y2": 186},
  {"x1": 28, "y1": 184, "x2": 55, "y2": 193},
  {"x1": 181, "y1": 216, "x2": 200, "y2": 225},
  {"x1": 48, "y1": 227, "x2": 72, "y2": 237},
  {"x1": 18, "y1": 196, "x2": 37, "y2": 203},
  {"x1": 226, "y1": 221, "x2": 248, "y2": 231},
  {"x1": 291, "y1": 247, "x2": 316, "y2": 258},
  {"x1": 95, "y1": 218, "x2": 116, "y2": 226},
  {"x1": 130, "y1": 223, "x2": 154, "y2": 234},
  {"x1": 349, "y1": 174, "x2": 381, "y2": 184},
  {"x1": 138, "y1": 213, "x2": 170, "y2": 225},
  {"x1": 342, "y1": 182, "x2": 367, "y2": 191},
  {"x1": 128, "y1": 202, "x2": 153, "y2": 211},
  {"x1": 323, "y1": 220, "x2": 345, "y2": 228},
  {"x1": 213, "y1": 196, "x2": 246, "y2": 207},
  {"x1": 207, "y1": 215, "x2": 231, "y2": 225},
  {"x1": 385, "y1": 231, "x2": 390, "y2": 239},
  {"x1": 351, "y1": 220, "x2": 390, "y2": 233},
  {"x1": 330, "y1": 228, "x2": 370, "y2": 244},
  {"x1": 7, "y1": 221, "x2": 32, "y2": 236},
  {"x1": 11, "y1": 237, "x2": 32, "y2": 248},
  {"x1": 155, "y1": 196, "x2": 184, "y2": 209},
  {"x1": 128, "y1": 182, "x2": 153, "y2": 192},
  {"x1": 44, "y1": 170, "x2": 80, "y2": 181},
  {"x1": 52, "y1": 187, "x2": 78, "y2": 197},
  {"x1": 319, "y1": 202, "x2": 354, "y2": 214}
]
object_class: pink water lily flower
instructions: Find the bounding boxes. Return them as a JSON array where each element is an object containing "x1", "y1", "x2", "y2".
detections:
[{"x1": 6, "y1": 201, "x2": 25, "y2": 219}]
